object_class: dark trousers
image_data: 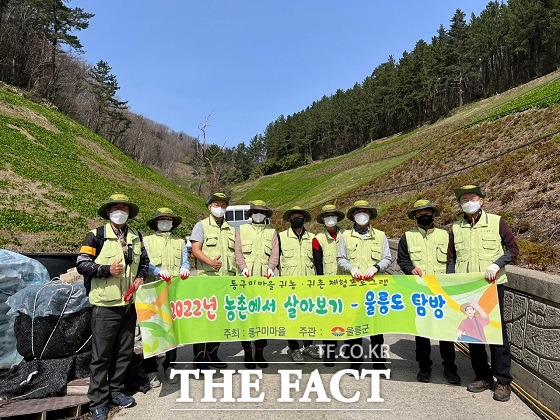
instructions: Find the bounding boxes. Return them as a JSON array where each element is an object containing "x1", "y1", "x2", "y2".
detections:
[
  {"x1": 288, "y1": 340, "x2": 313, "y2": 350},
  {"x1": 193, "y1": 342, "x2": 220, "y2": 359},
  {"x1": 468, "y1": 284, "x2": 512, "y2": 385},
  {"x1": 344, "y1": 334, "x2": 385, "y2": 366},
  {"x1": 143, "y1": 348, "x2": 177, "y2": 373},
  {"x1": 323, "y1": 340, "x2": 339, "y2": 358},
  {"x1": 242, "y1": 339, "x2": 267, "y2": 350},
  {"x1": 415, "y1": 337, "x2": 457, "y2": 372},
  {"x1": 88, "y1": 304, "x2": 136, "y2": 410}
]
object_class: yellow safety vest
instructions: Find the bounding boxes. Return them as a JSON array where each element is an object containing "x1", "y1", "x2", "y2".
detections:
[
  {"x1": 342, "y1": 228, "x2": 385, "y2": 272},
  {"x1": 404, "y1": 227, "x2": 449, "y2": 274},
  {"x1": 89, "y1": 223, "x2": 142, "y2": 307},
  {"x1": 452, "y1": 210, "x2": 508, "y2": 284},
  {"x1": 144, "y1": 232, "x2": 184, "y2": 282},
  {"x1": 316, "y1": 228, "x2": 345, "y2": 275},
  {"x1": 197, "y1": 216, "x2": 236, "y2": 276},
  {"x1": 279, "y1": 229, "x2": 315, "y2": 276},
  {"x1": 238, "y1": 223, "x2": 276, "y2": 276}
]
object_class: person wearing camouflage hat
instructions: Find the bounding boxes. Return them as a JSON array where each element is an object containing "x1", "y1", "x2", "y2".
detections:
[
  {"x1": 190, "y1": 192, "x2": 235, "y2": 372},
  {"x1": 142, "y1": 207, "x2": 190, "y2": 387},
  {"x1": 337, "y1": 200, "x2": 392, "y2": 371},
  {"x1": 235, "y1": 200, "x2": 278, "y2": 369},
  {"x1": 397, "y1": 199, "x2": 460, "y2": 385},
  {"x1": 278, "y1": 206, "x2": 321, "y2": 363},
  {"x1": 313, "y1": 204, "x2": 345, "y2": 367},
  {"x1": 448, "y1": 185, "x2": 519, "y2": 402},
  {"x1": 76, "y1": 194, "x2": 149, "y2": 415}
]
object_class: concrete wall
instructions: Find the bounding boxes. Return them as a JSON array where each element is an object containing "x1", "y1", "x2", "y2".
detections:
[{"x1": 387, "y1": 239, "x2": 560, "y2": 415}]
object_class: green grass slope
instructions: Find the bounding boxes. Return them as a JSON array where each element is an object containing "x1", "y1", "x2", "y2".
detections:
[
  {"x1": 0, "y1": 86, "x2": 207, "y2": 252},
  {"x1": 231, "y1": 71, "x2": 560, "y2": 272}
]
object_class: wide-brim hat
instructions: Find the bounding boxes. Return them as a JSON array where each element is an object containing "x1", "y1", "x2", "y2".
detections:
[
  {"x1": 206, "y1": 192, "x2": 230, "y2": 206},
  {"x1": 146, "y1": 207, "x2": 182, "y2": 231},
  {"x1": 244, "y1": 200, "x2": 273, "y2": 218},
  {"x1": 283, "y1": 206, "x2": 311, "y2": 222},
  {"x1": 408, "y1": 199, "x2": 442, "y2": 220},
  {"x1": 317, "y1": 204, "x2": 345, "y2": 224},
  {"x1": 454, "y1": 185, "x2": 486, "y2": 201},
  {"x1": 98, "y1": 194, "x2": 139, "y2": 220},
  {"x1": 460, "y1": 302, "x2": 479, "y2": 315},
  {"x1": 346, "y1": 200, "x2": 377, "y2": 221}
]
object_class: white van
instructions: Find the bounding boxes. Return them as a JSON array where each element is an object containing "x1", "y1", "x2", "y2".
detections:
[{"x1": 225, "y1": 205, "x2": 252, "y2": 228}]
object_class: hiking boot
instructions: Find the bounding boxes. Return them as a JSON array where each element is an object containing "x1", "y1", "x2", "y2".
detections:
[
  {"x1": 372, "y1": 361, "x2": 387, "y2": 370},
  {"x1": 443, "y1": 368, "x2": 461, "y2": 385},
  {"x1": 255, "y1": 348, "x2": 268, "y2": 368},
  {"x1": 164, "y1": 367, "x2": 180, "y2": 384},
  {"x1": 416, "y1": 368, "x2": 432, "y2": 383},
  {"x1": 146, "y1": 372, "x2": 161, "y2": 388},
  {"x1": 244, "y1": 350, "x2": 256, "y2": 369},
  {"x1": 91, "y1": 407, "x2": 108, "y2": 420},
  {"x1": 493, "y1": 383, "x2": 511, "y2": 402},
  {"x1": 467, "y1": 378, "x2": 493, "y2": 393},
  {"x1": 302, "y1": 344, "x2": 321, "y2": 359},
  {"x1": 109, "y1": 393, "x2": 135, "y2": 408},
  {"x1": 290, "y1": 349, "x2": 305, "y2": 365}
]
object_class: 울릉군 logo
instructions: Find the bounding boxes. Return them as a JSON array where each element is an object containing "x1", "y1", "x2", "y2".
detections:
[{"x1": 331, "y1": 326, "x2": 345, "y2": 336}]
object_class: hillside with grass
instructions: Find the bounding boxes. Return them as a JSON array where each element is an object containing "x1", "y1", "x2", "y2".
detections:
[
  {"x1": 232, "y1": 71, "x2": 560, "y2": 273},
  {"x1": 0, "y1": 86, "x2": 207, "y2": 253}
]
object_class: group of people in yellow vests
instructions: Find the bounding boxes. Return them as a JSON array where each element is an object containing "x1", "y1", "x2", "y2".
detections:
[{"x1": 77, "y1": 184, "x2": 518, "y2": 418}]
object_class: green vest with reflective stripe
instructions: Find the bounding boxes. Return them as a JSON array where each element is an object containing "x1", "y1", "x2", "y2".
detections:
[
  {"x1": 405, "y1": 227, "x2": 449, "y2": 274},
  {"x1": 279, "y1": 229, "x2": 315, "y2": 276},
  {"x1": 90, "y1": 223, "x2": 141, "y2": 307},
  {"x1": 239, "y1": 223, "x2": 276, "y2": 276},
  {"x1": 342, "y1": 227, "x2": 385, "y2": 272},
  {"x1": 316, "y1": 228, "x2": 345, "y2": 275},
  {"x1": 144, "y1": 232, "x2": 184, "y2": 282},
  {"x1": 452, "y1": 210, "x2": 507, "y2": 284},
  {"x1": 198, "y1": 216, "x2": 236, "y2": 276}
]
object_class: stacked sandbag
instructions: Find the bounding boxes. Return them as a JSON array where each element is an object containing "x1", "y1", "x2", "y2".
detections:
[{"x1": 0, "y1": 250, "x2": 50, "y2": 370}]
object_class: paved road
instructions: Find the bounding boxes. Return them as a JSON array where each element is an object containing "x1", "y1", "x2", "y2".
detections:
[{"x1": 113, "y1": 335, "x2": 537, "y2": 420}]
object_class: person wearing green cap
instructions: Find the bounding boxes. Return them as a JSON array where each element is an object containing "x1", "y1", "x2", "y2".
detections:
[
  {"x1": 142, "y1": 208, "x2": 190, "y2": 387},
  {"x1": 337, "y1": 200, "x2": 392, "y2": 371},
  {"x1": 312, "y1": 204, "x2": 345, "y2": 367},
  {"x1": 278, "y1": 206, "x2": 321, "y2": 364},
  {"x1": 447, "y1": 185, "x2": 518, "y2": 402},
  {"x1": 76, "y1": 194, "x2": 150, "y2": 418},
  {"x1": 190, "y1": 192, "x2": 235, "y2": 372},
  {"x1": 235, "y1": 200, "x2": 279, "y2": 369},
  {"x1": 396, "y1": 199, "x2": 460, "y2": 385}
]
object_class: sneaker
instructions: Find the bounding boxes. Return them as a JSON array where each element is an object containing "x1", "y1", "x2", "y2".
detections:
[
  {"x1": 323, "y1": 353, "x2": 335, "y2": 367},
  {"x1": 147, "y1": 372, "x2": 161, "y2": 388},
  {"x1": 443, "y1": 368, "x2": 461, "y2": 385},
  {"x1": 493, "y1": 383, "x2": 511, "y2": 402},
  {"x1": 372, "y1": 361, "x2": 387, "y2": 370},
  {"x1": 206, "y1": 350, "x2": 227, "y2": 368},
  {"x1": 164, "y1": 367, "x2": 180, "y2": 384},
  {"x1": 255, "y1": 349, "x2": 268, "y2": 368},
  {"x1": 417, "y1": 368, "x2": 431, "y2": 383},
  {"x1": 290, "y1": 349, "x2": 305, "y2": 365},
  {"x1": 302, "y1": 344, "x2": 321, "y2": 359},
  {"x1": 467, "y1": 378, "x2": 493, "y2": 393},
  {"x1": 91, "y1": 407, "x2": 108, "y2": 420},
  {"x1": 244, "y1": 350, "x2": 256, "y2": 369},
  {"x1": 109, "y1": 393, "x2": 135, "y2": 408}
]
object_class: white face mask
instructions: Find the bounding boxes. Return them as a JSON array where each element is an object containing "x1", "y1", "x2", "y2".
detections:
[
  {"x1": 210, "y1": 206, "x2": 226, "y2": 218},
  {"x1": 354, "y1": 212, "x2": 370, "y2": 226},
  {"x1": 110, "y1": 210, "x2": 128, "y2": 225},
  {"x1": 252, "y1": 213, "x2": 266, "y2": 224},
  {"x1": 461, "y1": 201, "x2": 481, "y2": 215},
  {"x1": 157, "y1": 220, "x2": 173, "y2": 232},
  {"x1": 324, "y1": 216, "x2": 338, "y2": 228}
]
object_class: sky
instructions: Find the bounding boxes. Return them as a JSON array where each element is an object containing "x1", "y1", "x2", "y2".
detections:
[{"x1": 72, "y1": 1, "x2": 491, "y2": 147}]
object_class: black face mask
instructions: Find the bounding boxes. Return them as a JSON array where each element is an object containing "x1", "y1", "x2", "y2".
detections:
[
  {"x1": 416, "y1": 214, "x2": 434, "y2": 227},
  {"x1": 290, "y1": 217, "x2": 305, "y2": 229}
]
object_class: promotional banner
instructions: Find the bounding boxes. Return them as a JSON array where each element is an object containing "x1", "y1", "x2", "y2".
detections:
[{"x1": 135, "y1": 273, "x2": 502, "y2": 358}]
